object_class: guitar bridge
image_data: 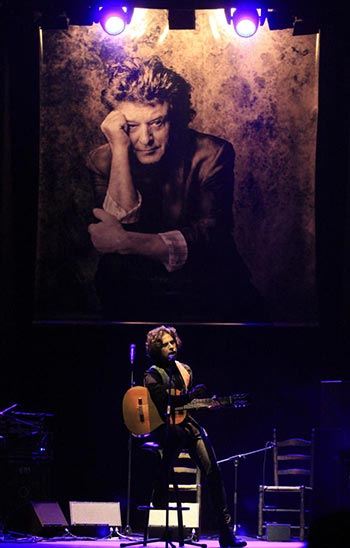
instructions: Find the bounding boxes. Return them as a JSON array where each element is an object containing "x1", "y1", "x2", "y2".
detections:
[{"x1": 138, "y1": 397, "x2": 145, "y2": 422}]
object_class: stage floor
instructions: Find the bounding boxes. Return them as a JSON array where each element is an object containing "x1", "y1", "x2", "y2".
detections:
[{"x1": 0, "y1": 533, "x2": 307, "y2": 548}]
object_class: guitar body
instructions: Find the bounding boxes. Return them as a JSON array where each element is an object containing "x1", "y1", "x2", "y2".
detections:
[
  {"x1": 122, "y1": 386, "x2": 251, "y2": 437},
  {"x1": 122, "y1": 386, "x2": 186, "y2": 437},
  {"x1": 122, "y1": 386, "x2": 162, "y2": 437}
]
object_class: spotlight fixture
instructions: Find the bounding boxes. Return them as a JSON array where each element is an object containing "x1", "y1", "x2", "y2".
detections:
[
  {"x1": 95, "y1": 2, "x2": 134, "y2": 35},
  {"x1": 168, "y1": 8, "x2": 195, "y2": 30},
  {"x1": 266, "y1": 8, "x2": 294, "y2": 31},
  {"x1": 36, "y1": 11, "x2": 69, "y2": 29},
  {"x1": 293, "y1": 15, "x2": 320, "y2": 36},
  {"x1": 225, "y1": 5, "x2": 261, "y2": 38}
]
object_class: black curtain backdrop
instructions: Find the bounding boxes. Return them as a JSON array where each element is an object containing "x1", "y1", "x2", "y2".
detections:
[
  {"x1": 1, "y1": 5, "x2": 350, "y2": 538},
  {"x1": 1, "y1": 10, "x2": 40, "y2": 330}
]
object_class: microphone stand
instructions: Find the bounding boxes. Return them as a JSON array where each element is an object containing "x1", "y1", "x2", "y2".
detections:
[
  {"x1": 218, "y1": 443, "x2": 274, "y2": 535},
  {"x1": 164, "y1": 363, "x2": 176, "y2": 548},
  {"x1": 121, "y1": 357, "x2": 177, "y2": 548},
  {"x1": 124, "y1": 345, "x2": 136, "y2": 537},
  {"x1": 164, "y1": 359, "x2": 206, "y2": 548}
]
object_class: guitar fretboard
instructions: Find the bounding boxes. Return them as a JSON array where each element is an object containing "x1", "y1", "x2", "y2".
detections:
[{"x1": 183, "y1": 394, "x2": 250, "y2": 410}]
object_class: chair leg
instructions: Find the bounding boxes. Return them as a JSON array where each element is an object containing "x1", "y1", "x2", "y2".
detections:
[
  {"x1": 143, "y1": 507, "x2": 150, "y2": 544},
  {"x1": 173, "y1": 476, "x2": 184, "y2": 547},
  {"x1": 300, "y1": 487, "x2": 305, "y2": 541},
  {"x1": 172, "y1": 471, "x2": 207, "y2": 548},
  {"x1": 258, "y1": 486, "x2": 264, "y2": 537}
]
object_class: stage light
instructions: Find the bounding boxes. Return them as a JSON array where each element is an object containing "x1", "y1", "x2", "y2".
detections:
[
  {"x1": 95, "y1": 3, "x2": 134, "y2": 36},
  {"x1": 36, "y1": 12, "x2": 69, "y2": 29},
  {"x1": 293, "y1": 15, "x2": 320, "y2": 36},
  {"x1": 225, "y1": 5, "x2": 260, "y2": 38},
  {"x1": 266, "y1": 8, "x2": 294, "y2": 31},
  {"x1": 168, "y1": 9, "x2": 195, "y2": 30}
]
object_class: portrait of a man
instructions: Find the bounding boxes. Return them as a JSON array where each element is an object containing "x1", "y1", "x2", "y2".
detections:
[
  {"x1": 87, "y1": 55, "x2": 263, "y2": 322},
  {"x1": 35, "y1": 10, "x2": 318, "y2": 324}
]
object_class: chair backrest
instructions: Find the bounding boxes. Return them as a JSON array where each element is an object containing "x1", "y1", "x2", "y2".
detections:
[
  {"x1": 171, "y1": 450, "x2": 201, "y2": 503},
  {"x1": 272, "y1": 428, "x2": 314, "y2": 487},
  {"x1": 149, "y1": 450, "x2": 202, "y2": 530}
]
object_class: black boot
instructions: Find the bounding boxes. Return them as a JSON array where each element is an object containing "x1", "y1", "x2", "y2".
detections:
[{"x1": 219, "y1": 528, "x2": 247, "y2": 548}]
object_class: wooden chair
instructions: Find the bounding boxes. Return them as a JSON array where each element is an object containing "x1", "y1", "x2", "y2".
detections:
[{"x1": 258, "y1": 428, "x2": 315, "y2": 541}]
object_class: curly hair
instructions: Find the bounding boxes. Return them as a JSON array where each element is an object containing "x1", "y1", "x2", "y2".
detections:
[
  {"x1": 145, "y1": 325, "x2": 182, "y2": 359},
  {"x1": 101, "y1": 56, "x2": 196, "y2": 129}
]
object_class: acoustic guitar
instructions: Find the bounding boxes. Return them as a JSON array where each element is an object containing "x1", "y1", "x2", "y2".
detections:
[{"x1": 122, "y1": 385, "x2": 251, "y2": 437}]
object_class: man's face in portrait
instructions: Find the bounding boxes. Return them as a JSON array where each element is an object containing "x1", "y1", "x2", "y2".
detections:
[{"x1": 119, "y1": 101, "x2": 170, "y2": 165}]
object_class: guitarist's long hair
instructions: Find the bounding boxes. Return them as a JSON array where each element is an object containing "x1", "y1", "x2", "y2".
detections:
[{"x1": 145, "y1": 325, "x2": 182, "y2": 359}]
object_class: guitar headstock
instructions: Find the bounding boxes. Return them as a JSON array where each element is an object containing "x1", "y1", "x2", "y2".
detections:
[{"x1": 229, "y1": 393, "x2": 252, "y2": 407}]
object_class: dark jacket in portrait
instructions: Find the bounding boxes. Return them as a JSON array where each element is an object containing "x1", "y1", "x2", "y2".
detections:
[{"x1": 87, "y1": 129, "x2": 264, "y2": 322}]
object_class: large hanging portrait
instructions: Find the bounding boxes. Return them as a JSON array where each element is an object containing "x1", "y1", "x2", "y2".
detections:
[{"x1": 35, "y1": 9, "x2": 319, "y2": 324}]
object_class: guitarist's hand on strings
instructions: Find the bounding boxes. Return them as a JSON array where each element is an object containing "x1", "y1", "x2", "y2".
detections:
[{"x1": 189, "y1": 384, "x2": 208, "y2": 401}]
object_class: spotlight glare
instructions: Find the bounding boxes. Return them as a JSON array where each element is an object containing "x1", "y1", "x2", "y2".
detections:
[
  {"x1": 233, "y1": 7, "x2": 259, "y2": 38},
  {"x1": 225, "y1": 6, "x2": 260, "y2": 38},
  {"x1": 96, "y1": 3, "x2": 133, "y2": 36},
  {"x1": 103, "y1": 14, "x2": 125, "y2": 35},
  {"x1": 235, "y1": 17, "x2": 257, "y2": 37}
]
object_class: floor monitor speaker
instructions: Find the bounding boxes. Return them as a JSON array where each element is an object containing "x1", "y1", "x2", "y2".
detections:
[
  {"x1": 7, "y1": 501, "x2": 68, "y2": 537},
  {"x1": 266, "y1": 523, "x2": 291, "y2": 541},
  {"x1": 69, "y1": 501, "x2": 122, "y2": 526}
]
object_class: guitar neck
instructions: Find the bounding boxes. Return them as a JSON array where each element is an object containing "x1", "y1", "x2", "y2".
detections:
[{"x1": 181, "y1": 394, "x2": 249, "y2": 411}]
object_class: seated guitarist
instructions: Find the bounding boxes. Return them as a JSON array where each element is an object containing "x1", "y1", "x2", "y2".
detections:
[{"x1": 144, "y1": 325, "x2": 246, "y2": 548}]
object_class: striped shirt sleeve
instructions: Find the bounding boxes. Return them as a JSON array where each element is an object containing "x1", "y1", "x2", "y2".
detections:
[
  {"x1": 102, "y1": 191, "x2": 188, "y2": 272},
  {"x1": 103, "y1": 189, "x2": 142, "y2": 223},
  {"x1": 158, "y1": 230, "x2": 188, "y2": 272}
]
